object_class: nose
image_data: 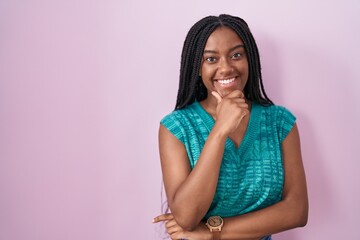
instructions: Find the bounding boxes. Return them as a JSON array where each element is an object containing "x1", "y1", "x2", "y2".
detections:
[{"x1": 218, "y1": 57, "x2": 233, "y2": 75}]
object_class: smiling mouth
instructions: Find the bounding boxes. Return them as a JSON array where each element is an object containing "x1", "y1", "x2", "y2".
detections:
[{"x1": 216, "y1": 77, "x2": 236, "y2": 85}]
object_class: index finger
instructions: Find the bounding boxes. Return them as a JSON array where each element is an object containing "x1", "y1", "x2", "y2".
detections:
[
  {"x1": 211, "y1": 91, "x2": 222, "y2": 104},
  {"x1": 152, "y1": 213, "x2": 174, "y2": 223}
]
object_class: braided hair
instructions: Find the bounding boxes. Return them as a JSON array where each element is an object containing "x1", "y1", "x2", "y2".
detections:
[{"x1": 175, "y1": 14, "x2": 273, "y2": 109}]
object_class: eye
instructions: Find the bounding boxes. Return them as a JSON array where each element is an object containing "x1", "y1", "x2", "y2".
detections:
[
  {"x1": 205, "y1": 56, "x2": 217, "y2": 63},
  {"x1": 232, "y1": 52, "x2": 242, "y2": 59}
]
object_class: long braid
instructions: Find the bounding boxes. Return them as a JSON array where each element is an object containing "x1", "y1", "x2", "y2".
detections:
[{"x1": 176, "y1": 17, "x2": 218, "y2": 109}]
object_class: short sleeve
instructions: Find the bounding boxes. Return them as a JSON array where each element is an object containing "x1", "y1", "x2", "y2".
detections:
[
  {"x1": 160, "y1": 112, "x2": 185, "y2": 144},
  {"x1": 277, "y1": 106, "x2": 296, "y2": 142}
]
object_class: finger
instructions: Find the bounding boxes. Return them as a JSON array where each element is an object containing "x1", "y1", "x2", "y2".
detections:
[
  {"x1": 229, "y1": 98, "x2": 246, "y2": 104},
  {"x1": 221, "y1": 99, "x2": 248, "y2": 109},
  {"x1": 237, "y1": 102, "x2": 249, "y2": 109},
  {"x1": 167, "y1": 224, "x2": 181, "y2": 235},
  {"x1": 171, "y1": 232, "x2": 187, "y2": 240},
  {"x1": 170, "y1": 232, "x2": 180, "y2": 240},
  {"x1": 225, "y1": 90, "x2": 245, "y2": 99},
  {"x1": 165, "y1": 219, "x2": 177, "y2": 228},
  {"x1": 152, "y1": 213, "x2": 174, "y2": 223},
  {"x1": 239, "y1": 109, "x2": 250, "y2": 120},
  {"x1": 211, "y1": 91, "x2": 222, "y2": 104}
]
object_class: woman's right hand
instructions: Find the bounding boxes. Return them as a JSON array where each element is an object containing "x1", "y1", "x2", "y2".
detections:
[{"x1": 211, "y1": 90, "x2": 249, "y2": 135}]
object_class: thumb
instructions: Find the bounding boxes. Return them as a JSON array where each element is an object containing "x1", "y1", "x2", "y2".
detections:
[{"x1": 211, "y1": 91, "x2": 222, "y2": 104}]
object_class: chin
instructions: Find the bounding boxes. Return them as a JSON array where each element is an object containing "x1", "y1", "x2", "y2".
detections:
[{"x1": 218, "y1": 88, "x2": 242, "y2": 97}]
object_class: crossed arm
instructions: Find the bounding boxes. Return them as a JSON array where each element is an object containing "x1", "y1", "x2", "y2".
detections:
[{"x1": 153, "y1": 95, "x2": 308, "y2": 239}]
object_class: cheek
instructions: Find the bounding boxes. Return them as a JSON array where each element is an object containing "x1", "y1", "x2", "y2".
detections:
[
  {"x1": 201, "y1": 64, "x2": 209, "y2": 74},
  {"x1": 238, "y1": 63, "x2": 249, "y2": 79},
  {"x1": 201, "y1": 66, "x2": 215, "y2": 80},
  {"x1": 201, "y1": 77, "x2": 214, "y2": 90},
  {"x1": 238, "y1": 60, "x2": 249, "y2": 71}
]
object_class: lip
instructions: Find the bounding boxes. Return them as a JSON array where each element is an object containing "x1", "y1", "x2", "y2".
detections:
[
  {"x1": 215, "y1": 76, "x2": 237, "y2": 81},
  {"x1": 214, "y1": 76, "x2": 238, "y2": 87}
]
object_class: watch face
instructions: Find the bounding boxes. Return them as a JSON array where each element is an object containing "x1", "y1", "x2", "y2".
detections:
[{"x1": 207, "y1": 216, "x2": 223, "y2": 227}]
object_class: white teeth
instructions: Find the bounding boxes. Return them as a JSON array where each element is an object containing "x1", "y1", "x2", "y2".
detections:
[{"x1": 218, "y1": 77, "x2": 235, "y2": 85}]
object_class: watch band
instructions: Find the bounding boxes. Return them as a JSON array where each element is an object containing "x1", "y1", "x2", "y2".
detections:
[{"x1": 212, "y1": 230, "x2": 221, "y2": 240}]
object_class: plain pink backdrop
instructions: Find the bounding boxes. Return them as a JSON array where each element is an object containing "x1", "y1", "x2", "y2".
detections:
[{"x1": 1, "y1": 0, "x2": 359, "y2": 239}]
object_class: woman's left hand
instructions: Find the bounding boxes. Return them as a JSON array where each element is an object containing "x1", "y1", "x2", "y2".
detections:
[{"x1": 153, "y1": 213, "x2": 211, "y2": 240}]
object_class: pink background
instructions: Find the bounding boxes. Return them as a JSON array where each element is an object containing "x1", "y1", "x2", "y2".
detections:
[{"x1": 1, "y1": 0, "x2": 359, "y2": 239}]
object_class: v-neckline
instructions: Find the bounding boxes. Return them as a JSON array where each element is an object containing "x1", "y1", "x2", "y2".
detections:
[{"x1": 193, "y1": 101, "x2": 259, "y2": 153}]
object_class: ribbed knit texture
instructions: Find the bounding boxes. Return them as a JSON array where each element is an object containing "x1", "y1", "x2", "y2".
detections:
[{"x1": 161, "y1": 101, "x2": 296, "y2": 218}]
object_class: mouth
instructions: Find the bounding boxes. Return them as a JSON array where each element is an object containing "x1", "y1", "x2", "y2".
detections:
[
  {"x1": 213, "y1": 76, "x2": 245, "y2": 97},
  {"x1": 215, "y1": 77, "x2": 236, "y2": 86}
]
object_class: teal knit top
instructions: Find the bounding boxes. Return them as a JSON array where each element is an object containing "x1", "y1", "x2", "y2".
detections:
[{"x1": 160, "y1": 101, "x2": 296, "y2": 218}]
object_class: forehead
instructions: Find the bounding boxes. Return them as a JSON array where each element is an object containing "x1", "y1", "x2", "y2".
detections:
[{"x1": 204, "y1": 26, "x2": 244, "y2": 50}]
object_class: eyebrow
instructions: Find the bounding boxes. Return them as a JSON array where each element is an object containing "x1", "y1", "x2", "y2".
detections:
[{"x1": 203, "y1": 44, "x2": 245, "y2": 54}]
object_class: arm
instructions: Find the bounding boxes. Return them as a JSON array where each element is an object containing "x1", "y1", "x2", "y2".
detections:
[
  {"x1": 218, "y1": 123, "x2": 308, "y2": 239},
  {"x1": 159, "y1": 123, "x2": 226, "y2": 230},
  {"x1": 155, "y1": 123, "x2": 308, "y2": 240},
  {"x1": 159, "y1": 91, "x2": 248, "y2": 230}
]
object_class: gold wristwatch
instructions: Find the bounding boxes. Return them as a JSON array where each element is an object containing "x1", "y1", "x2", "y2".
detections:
[{"x1": 206, "y1": 216, "x2": 224, "y2": 240}]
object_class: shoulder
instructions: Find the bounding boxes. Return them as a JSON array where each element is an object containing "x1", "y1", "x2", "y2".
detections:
[
  {"x1": 159, "y1": 102, "x2": 199, "y2": 143},
  {"x1": 160, "y1": 102, "x2": 198, "y2": 125},
  {"x1": 255, "y1": 103, "x2": 297, "y2": 142},
  {"x1": 161, "y1": 105, "x2": 192, "y2": 125}
]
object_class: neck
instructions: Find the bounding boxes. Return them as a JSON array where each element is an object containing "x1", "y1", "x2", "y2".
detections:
[{"x1": 200, "y1": 96, "x2": 218, "y2": 117}]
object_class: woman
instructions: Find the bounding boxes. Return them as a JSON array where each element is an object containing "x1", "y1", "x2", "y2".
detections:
[{"x1": 153, "y1": 14, "x2": 308, "y2": 240}]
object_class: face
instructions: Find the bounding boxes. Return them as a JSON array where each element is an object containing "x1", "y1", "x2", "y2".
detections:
[{"x1": 200, "y1": 27, "x2": 249, "y2": 98}]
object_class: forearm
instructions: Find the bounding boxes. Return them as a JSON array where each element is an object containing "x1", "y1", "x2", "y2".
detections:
[
  {"x1": 221, "y1": 198, "x2": 308, "y2": 239},
  {"x1": 169, "y1": 124, "x2": 227, "y2": 229}
]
